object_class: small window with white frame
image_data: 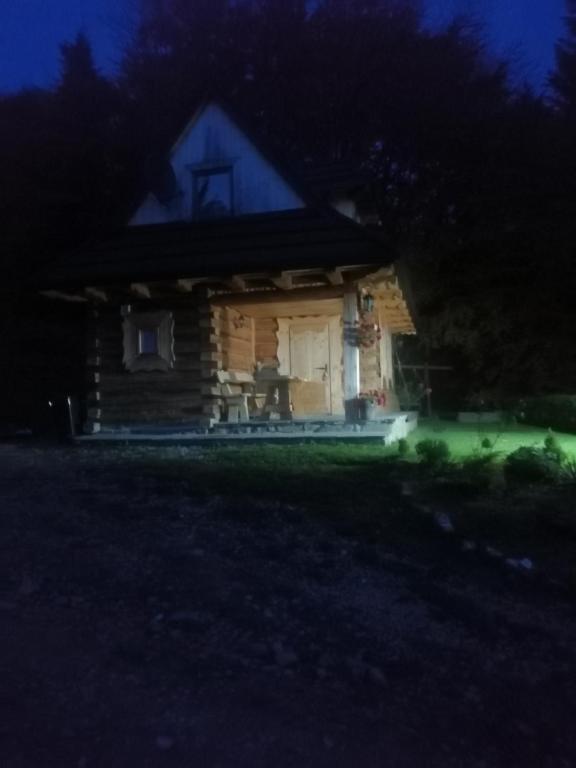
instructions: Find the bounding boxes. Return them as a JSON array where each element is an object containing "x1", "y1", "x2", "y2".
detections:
[
  {"x1": 122, "y1": 309, "x2": 175, "y2": 372},
  {"x1": 138, "y1": 327, "x2": 159, "y2": 355}
]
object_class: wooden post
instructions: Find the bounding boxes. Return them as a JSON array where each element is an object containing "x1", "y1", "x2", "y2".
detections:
[
  {"x1": 424, "y1": 362, "x2": 432, "y2": 418},
  {"x1": 396, "y1": 364, "x2": 453, "y2": 417},
  {"x1": 343, "y1": 286, "x2": 360, "y2": 420},
  {"x1": 85, "y1": 306, "x2": 102, "y2": 434},
  {"x1": 199, "y1": 293, "x2": 223, "y2": 427}
]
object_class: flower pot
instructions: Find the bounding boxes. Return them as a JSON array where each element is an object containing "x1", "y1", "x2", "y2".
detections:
[
  {"x1": 344, "y1": 398, "x2": 362, "y2": 421},
  {"x1": 360, "y1": 400, "x2": 379, "y2": 421}
]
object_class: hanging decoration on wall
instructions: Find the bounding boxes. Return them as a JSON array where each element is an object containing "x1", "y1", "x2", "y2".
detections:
[
  {"x1": 343, "y1": 315, "x2": 382, "y2": 349},
  {"x1": 357, "y1": 315, "x2": 382, "y2": 348},
  {"x1": 233, "y1": 314, "x2": 248, "y2": 330}
]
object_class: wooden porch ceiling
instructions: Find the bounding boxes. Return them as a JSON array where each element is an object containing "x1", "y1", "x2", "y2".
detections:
[
  {"x1": 43, "y1": 264, "x2": 392, "y2": 304},
  {"x1": 229, "y1": 297, "x2": 344, "y2": 318},
  {"x1": 42, "y1": 263, "x2": 415, "y2": 333}
]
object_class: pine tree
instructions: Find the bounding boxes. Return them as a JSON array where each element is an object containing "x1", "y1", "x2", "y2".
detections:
[
  {"x1": 59, "y1": 33, "x2": 101, "y2": 93},
  {"x1": 550, "y1": 0, "x2": 576, "y2": 119}
]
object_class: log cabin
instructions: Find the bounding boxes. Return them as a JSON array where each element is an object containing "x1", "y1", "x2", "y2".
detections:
[{"x1": 41, "y1": 101, "x2": 417, "y2": 438}]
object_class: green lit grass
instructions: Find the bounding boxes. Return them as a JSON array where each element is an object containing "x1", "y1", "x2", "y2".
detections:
[
  {"x1": 130, "y1": 421, "x2": 576, "y2": 498},
  {"x1": 121, "y1": 420, "x2": 576, "y2": 523},
  {"x1": 410, "y1": 420, "x2": 576, "y2": 459},
  {"x1": 192, "y1": 421, "x2": 576, "y2": 474}
]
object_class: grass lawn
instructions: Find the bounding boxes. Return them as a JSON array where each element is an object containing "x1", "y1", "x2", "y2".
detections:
[
  {"x1": 121, "y1": 419, "x2": 576, "y2": 514},
  {"x1": 130, "y1": 420, "x2": 576, "y2": 498},
  {"x1": 115, "y1": 419, "x2": 576, "y2": 586}
]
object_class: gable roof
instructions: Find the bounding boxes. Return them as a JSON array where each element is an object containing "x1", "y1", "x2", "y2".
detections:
[
  {"x1": 129, "y1": 100, "x2": 314, "y2": 225},
  {"x1": 170, "y1": 99, "x2": 316, "y2": 206}
]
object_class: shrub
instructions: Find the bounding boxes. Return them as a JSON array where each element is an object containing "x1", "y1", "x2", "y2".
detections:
[
  {"x1": 562, "y1": 457, "x2": 576, "y2": 482},
  {"x1": 397, "y1": 438, "x2": 410, "y2": 457},
  {"x1": 504, "y1": 446, "x2": 564, "y2": 485},
  {"x1": 480, "y1": 437, "x2": 493, "y2": 450},
  {"x1": 515, "y1": 395, "x2": 576, "y2": 434},
  {"x1": 415, "y1": 439, "x2": 450, "y2": 467},
  {"x1": 462, "y1": 451, "x2": 500, "y2": 471},
  {"x1": 544, "y1": 432, "x2": 567, "y2": 465},
  {"x1": 459, "y1": 451, "x2": 500, "y2": 490}
]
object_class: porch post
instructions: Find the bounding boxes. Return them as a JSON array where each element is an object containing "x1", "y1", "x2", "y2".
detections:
[
  {"x1": 343, "y1": 285, "x2": 360, "y2": 419},
  {"x1": 199, "y1": 293, "x2": 223, "y2": 427}
]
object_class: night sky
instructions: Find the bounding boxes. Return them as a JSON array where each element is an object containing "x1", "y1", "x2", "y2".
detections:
[{"x1": 0, "y1": 0, "x2": 567, "y2": 93}]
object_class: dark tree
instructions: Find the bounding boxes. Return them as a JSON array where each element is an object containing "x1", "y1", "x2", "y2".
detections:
[
  {"x1": 59, "y1": 33, "x2": 102, "y2": 95},
  {"x1": 0, "y1": 36, "x2": 132, "y2": 428},
  {"x1": 550, "y1": 0, "x2": 576, "y2": 119},
  {"x1": 53, "y1": 33, "x2": 135, "y2": 240}
]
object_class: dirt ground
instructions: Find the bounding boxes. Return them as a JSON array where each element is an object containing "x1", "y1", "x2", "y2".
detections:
[{"x1": 1, "y1": 443, "x2": 576, "y2": 768}]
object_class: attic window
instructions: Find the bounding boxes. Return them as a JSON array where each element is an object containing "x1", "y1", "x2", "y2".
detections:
[{"x1": 193, "y1": 166, "x2": 234, "y2": 220}]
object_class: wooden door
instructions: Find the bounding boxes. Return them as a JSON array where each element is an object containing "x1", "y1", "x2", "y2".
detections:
[
  {"x1": 278, "y1": 316, "x2": 344, "y2": 416},
  {"x1": 289, "y1": 323, "x2": 330, "y2": 414},
  {"x1": 289, "y1": 323, "x2": 329, "y2": 378},
  {"x1": 277, "y1": 317, "x2": 343, "y2": 416}
]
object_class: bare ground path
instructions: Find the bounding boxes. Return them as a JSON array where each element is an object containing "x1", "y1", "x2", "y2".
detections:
[{"x1": 1, "y1": 444, "x2": 575, "y2": 767}]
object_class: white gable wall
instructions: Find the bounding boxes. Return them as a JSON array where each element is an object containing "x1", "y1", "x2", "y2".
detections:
[
  {"x1": 130, "y1": 103, "x2": 305, "y2": 226},
  {"x1": 331, "y1": 196, "x2": 359, "y2": 222},
  {"x1": 131, "y1": 193, "x2": 169, "y2": 225}
]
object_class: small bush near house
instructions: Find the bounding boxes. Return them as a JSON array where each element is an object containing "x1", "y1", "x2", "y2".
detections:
[
  {"x1": 516, "y1": 395, "x2": 576, "y2": 434},
  {"x1": 461, "y1": 451, "x2": 500, "y2": 474},
  {"x1": 397, "y1": 438, "x2": 410, "y2": 457},
  {"x1": 449, "y1": 451, "x2": 501, "y2": 494},
  {"x1": 562, "y1": 457, "x2": 576, "y2": 482},
  {"x1": 504, "y1": 446, "x2": 564, "y2": 485},
  {"x1": 544, "y1": 432, "x2": 568, "y2": 465},
  {"x1": 415, "y1": 439, "x2": 450, "y2": 467}
]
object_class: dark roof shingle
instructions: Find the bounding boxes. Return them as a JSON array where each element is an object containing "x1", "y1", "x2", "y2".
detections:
[{"x1": 40, "y1": 208, "x2": 393, "y2": 288}]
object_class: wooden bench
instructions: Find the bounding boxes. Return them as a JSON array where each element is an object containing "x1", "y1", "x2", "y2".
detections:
[
  {"x1": 217, "y1": 370, "x2": 329, "y2": 422},
  {"x1": 216, "y1": 371, "x2": 260, "y2": 422}
]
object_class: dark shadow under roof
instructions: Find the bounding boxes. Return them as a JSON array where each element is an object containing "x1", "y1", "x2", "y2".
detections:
[{"x1": 40, "y1": 208, "x2": 394, "y2": 289}]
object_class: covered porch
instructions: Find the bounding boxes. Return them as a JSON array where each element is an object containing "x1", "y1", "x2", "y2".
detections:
[{"x1": 203, "y1": 264, "x2": 415, "y2": 426}]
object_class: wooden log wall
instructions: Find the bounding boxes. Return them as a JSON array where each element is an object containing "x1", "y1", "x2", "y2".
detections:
[
  {"x1": 97, "y1": 299, "x2": 208, "y2": 428},
  {"x1": 254, "y1": 317, "x2": 279, "y2": 368},
  {"x1": 93, "y1": 299, "x2": 393, "y2": 429},
  {"x1": 218, "y1": 306, "x2": 254, "y2": 373}
]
